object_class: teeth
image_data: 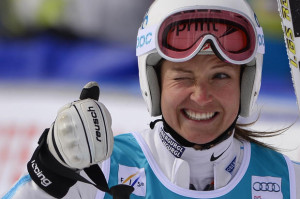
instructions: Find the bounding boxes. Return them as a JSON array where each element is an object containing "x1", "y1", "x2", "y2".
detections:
[{"x1": 184, "y1": 110, "x2": 215, "y2": 121}]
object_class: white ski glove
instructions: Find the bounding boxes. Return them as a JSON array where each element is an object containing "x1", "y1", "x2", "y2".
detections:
[
  {"x1": 47, "y1": 82, "x2": 114, "y2": 170},
  {"x1": 27, "y1": 82, "x2": 134, "y2": 198}
]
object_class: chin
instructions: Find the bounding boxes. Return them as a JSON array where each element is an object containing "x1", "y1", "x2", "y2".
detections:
[{"x1": 182, "y1": 128, "x2": 218, "y2": 144}]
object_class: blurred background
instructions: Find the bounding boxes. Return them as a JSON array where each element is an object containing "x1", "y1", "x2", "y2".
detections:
[{"x1": 1, "y1": 0, "x2": 300, "y2": 194}]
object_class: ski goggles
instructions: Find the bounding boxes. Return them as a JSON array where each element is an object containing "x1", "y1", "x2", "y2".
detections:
[{"x1": 136, "y1": 9, "x2": 265, "y2": 65}]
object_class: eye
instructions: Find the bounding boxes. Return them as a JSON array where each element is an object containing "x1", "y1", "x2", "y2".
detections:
[{"x1": 213, "y1": 73, "x2": 230, "y2": 79}]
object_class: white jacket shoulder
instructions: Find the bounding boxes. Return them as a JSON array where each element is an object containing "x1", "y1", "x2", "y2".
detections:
[{"x1": 292, "y1": 161, "x2": 300, "y2": 199}]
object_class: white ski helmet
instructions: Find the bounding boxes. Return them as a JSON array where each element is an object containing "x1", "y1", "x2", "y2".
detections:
[{"x1": 136, "y1": 0, "x2": 265, "y2": 117}]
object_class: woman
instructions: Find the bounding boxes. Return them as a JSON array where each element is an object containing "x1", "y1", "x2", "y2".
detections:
[{"x1": 3, "y1": 0, "x2": 300, "y2": 198}]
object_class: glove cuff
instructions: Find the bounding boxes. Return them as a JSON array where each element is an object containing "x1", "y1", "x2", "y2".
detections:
[{"x1": 27, "y1": 129, "x2": 77, "y2": 198}]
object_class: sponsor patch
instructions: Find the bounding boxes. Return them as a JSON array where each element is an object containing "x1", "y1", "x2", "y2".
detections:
[
  {"x1": 225, "y1": 156, "x2": 236, "y2": 174},
  {"x1": 141, "y1": 12, "x2": 149, "y2": 29},
  {"x1": 136, "y1": 25, "x2": 157, "y2": 56},
  {"x1": 118, "y1": 165, "x2": 146, "y2": 197},
  {"x1": 31, "y1": 160, "x2": 52, "y2": 187},
  {"x1": 251, "y1": 176, "x2": 282, "y2": 199},
  {"x1": 256, "y1": 27, "x2": 265, "y2": 54},
  {"x1": 254, "y1": 13, "x2": 260, "y2": 27},
  {"x1": 159, "y1": 128, "x2": 185, "y2": 158}
]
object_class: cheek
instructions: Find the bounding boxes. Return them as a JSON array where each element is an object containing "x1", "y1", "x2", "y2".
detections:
[
  {"x1": 161, "y1": 88, "x2": 177, "y2": 125},
  {"x1": 220, "y1": 85, "x2": 240, "y2": 114},
  {"x1": 160, "y1": 86, "x2": 171, "y2": 115},
  {"x1": 161, "y1": 85, "x2": 186, "y2": 115},
  {"x1": 161, "y1": 87, "x2": 177, "y2": 110},
  {"x1": 213, "y1": 79, "x2": 240, "y2": 108}
]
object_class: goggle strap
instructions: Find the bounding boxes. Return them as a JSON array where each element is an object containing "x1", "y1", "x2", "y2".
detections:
[{"x1": 136, "y1": 25, "x2": 158, "y2": 56}]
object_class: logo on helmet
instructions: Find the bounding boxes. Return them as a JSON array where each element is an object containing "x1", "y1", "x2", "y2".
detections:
[
  {"x1": 256, "y1": 27, "x2": 265, "y2": 54},
  {"x1": 137, "y1": 32, "x2": 152, "y2": 49},
  {"x1": 141, "y1": 12, "x2": 149, "y2": 29},
  {"x1": 136, "y1": 25, "x2": 157, "y2": 56},
  {"x1": 254, "y1": 13, "x2": 261, "y2": 27}
]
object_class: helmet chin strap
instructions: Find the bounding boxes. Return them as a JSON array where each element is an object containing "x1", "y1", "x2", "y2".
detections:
[{"x1": 158, "y1": 115, "x2": 238, "y2": 150}]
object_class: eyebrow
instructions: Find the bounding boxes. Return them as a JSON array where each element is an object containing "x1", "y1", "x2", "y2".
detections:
[
  {"x1": 211, "y1": 63, "x2": 238, "y2": 70},
  {"x1": 171, "y1": 67, "x2": 193, "y2": 73},
  {"x1": 171, "y1": 64, "x2": 237, "y2": 72}
]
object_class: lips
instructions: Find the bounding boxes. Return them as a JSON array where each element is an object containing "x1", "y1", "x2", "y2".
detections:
[{"x1": 183, "y1": 109, "x2": 217, "y2": 121}]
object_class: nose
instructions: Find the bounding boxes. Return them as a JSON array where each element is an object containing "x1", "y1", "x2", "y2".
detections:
[{"x1": 190, "y1": 83, "x2": 213, "y2": 106}]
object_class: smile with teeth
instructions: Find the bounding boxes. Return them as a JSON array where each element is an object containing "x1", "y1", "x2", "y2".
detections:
[{"x1": 184, "y1": 109, "x2": 216, "y2": 121}]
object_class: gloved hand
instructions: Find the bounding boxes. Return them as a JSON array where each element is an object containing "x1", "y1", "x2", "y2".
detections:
[
  {"x1": 47, "y1": 81, "x2": 114, "y2": 170},
  {"x1": 27, "y1": 81, "x2": 115, "y2": 198}
]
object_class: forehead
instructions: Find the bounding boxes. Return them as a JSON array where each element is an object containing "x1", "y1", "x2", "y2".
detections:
[{"x1": 161, "y1": 54, "x2": 239, "y2": 73}]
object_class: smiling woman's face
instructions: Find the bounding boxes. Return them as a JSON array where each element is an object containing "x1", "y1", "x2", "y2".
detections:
[{"x1": 160, "y1": 54, "x2": 241, "y2": 144}]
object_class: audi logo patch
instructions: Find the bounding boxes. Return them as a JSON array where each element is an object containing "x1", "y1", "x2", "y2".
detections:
[
  {"x1": 251, "y1": 176, "x2": 283, "y2": 199},
  {"x1": 252, "y1": 182, "x2": 280, "y2": 192}
]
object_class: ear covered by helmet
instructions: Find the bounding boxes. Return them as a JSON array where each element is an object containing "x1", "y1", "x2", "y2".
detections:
[
  {"x1": 240, "y1": 54, "x2": 263, "y2": 117},
  {"x1": 137, "y1": 0, "x2": 264, "y2": 118}
]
